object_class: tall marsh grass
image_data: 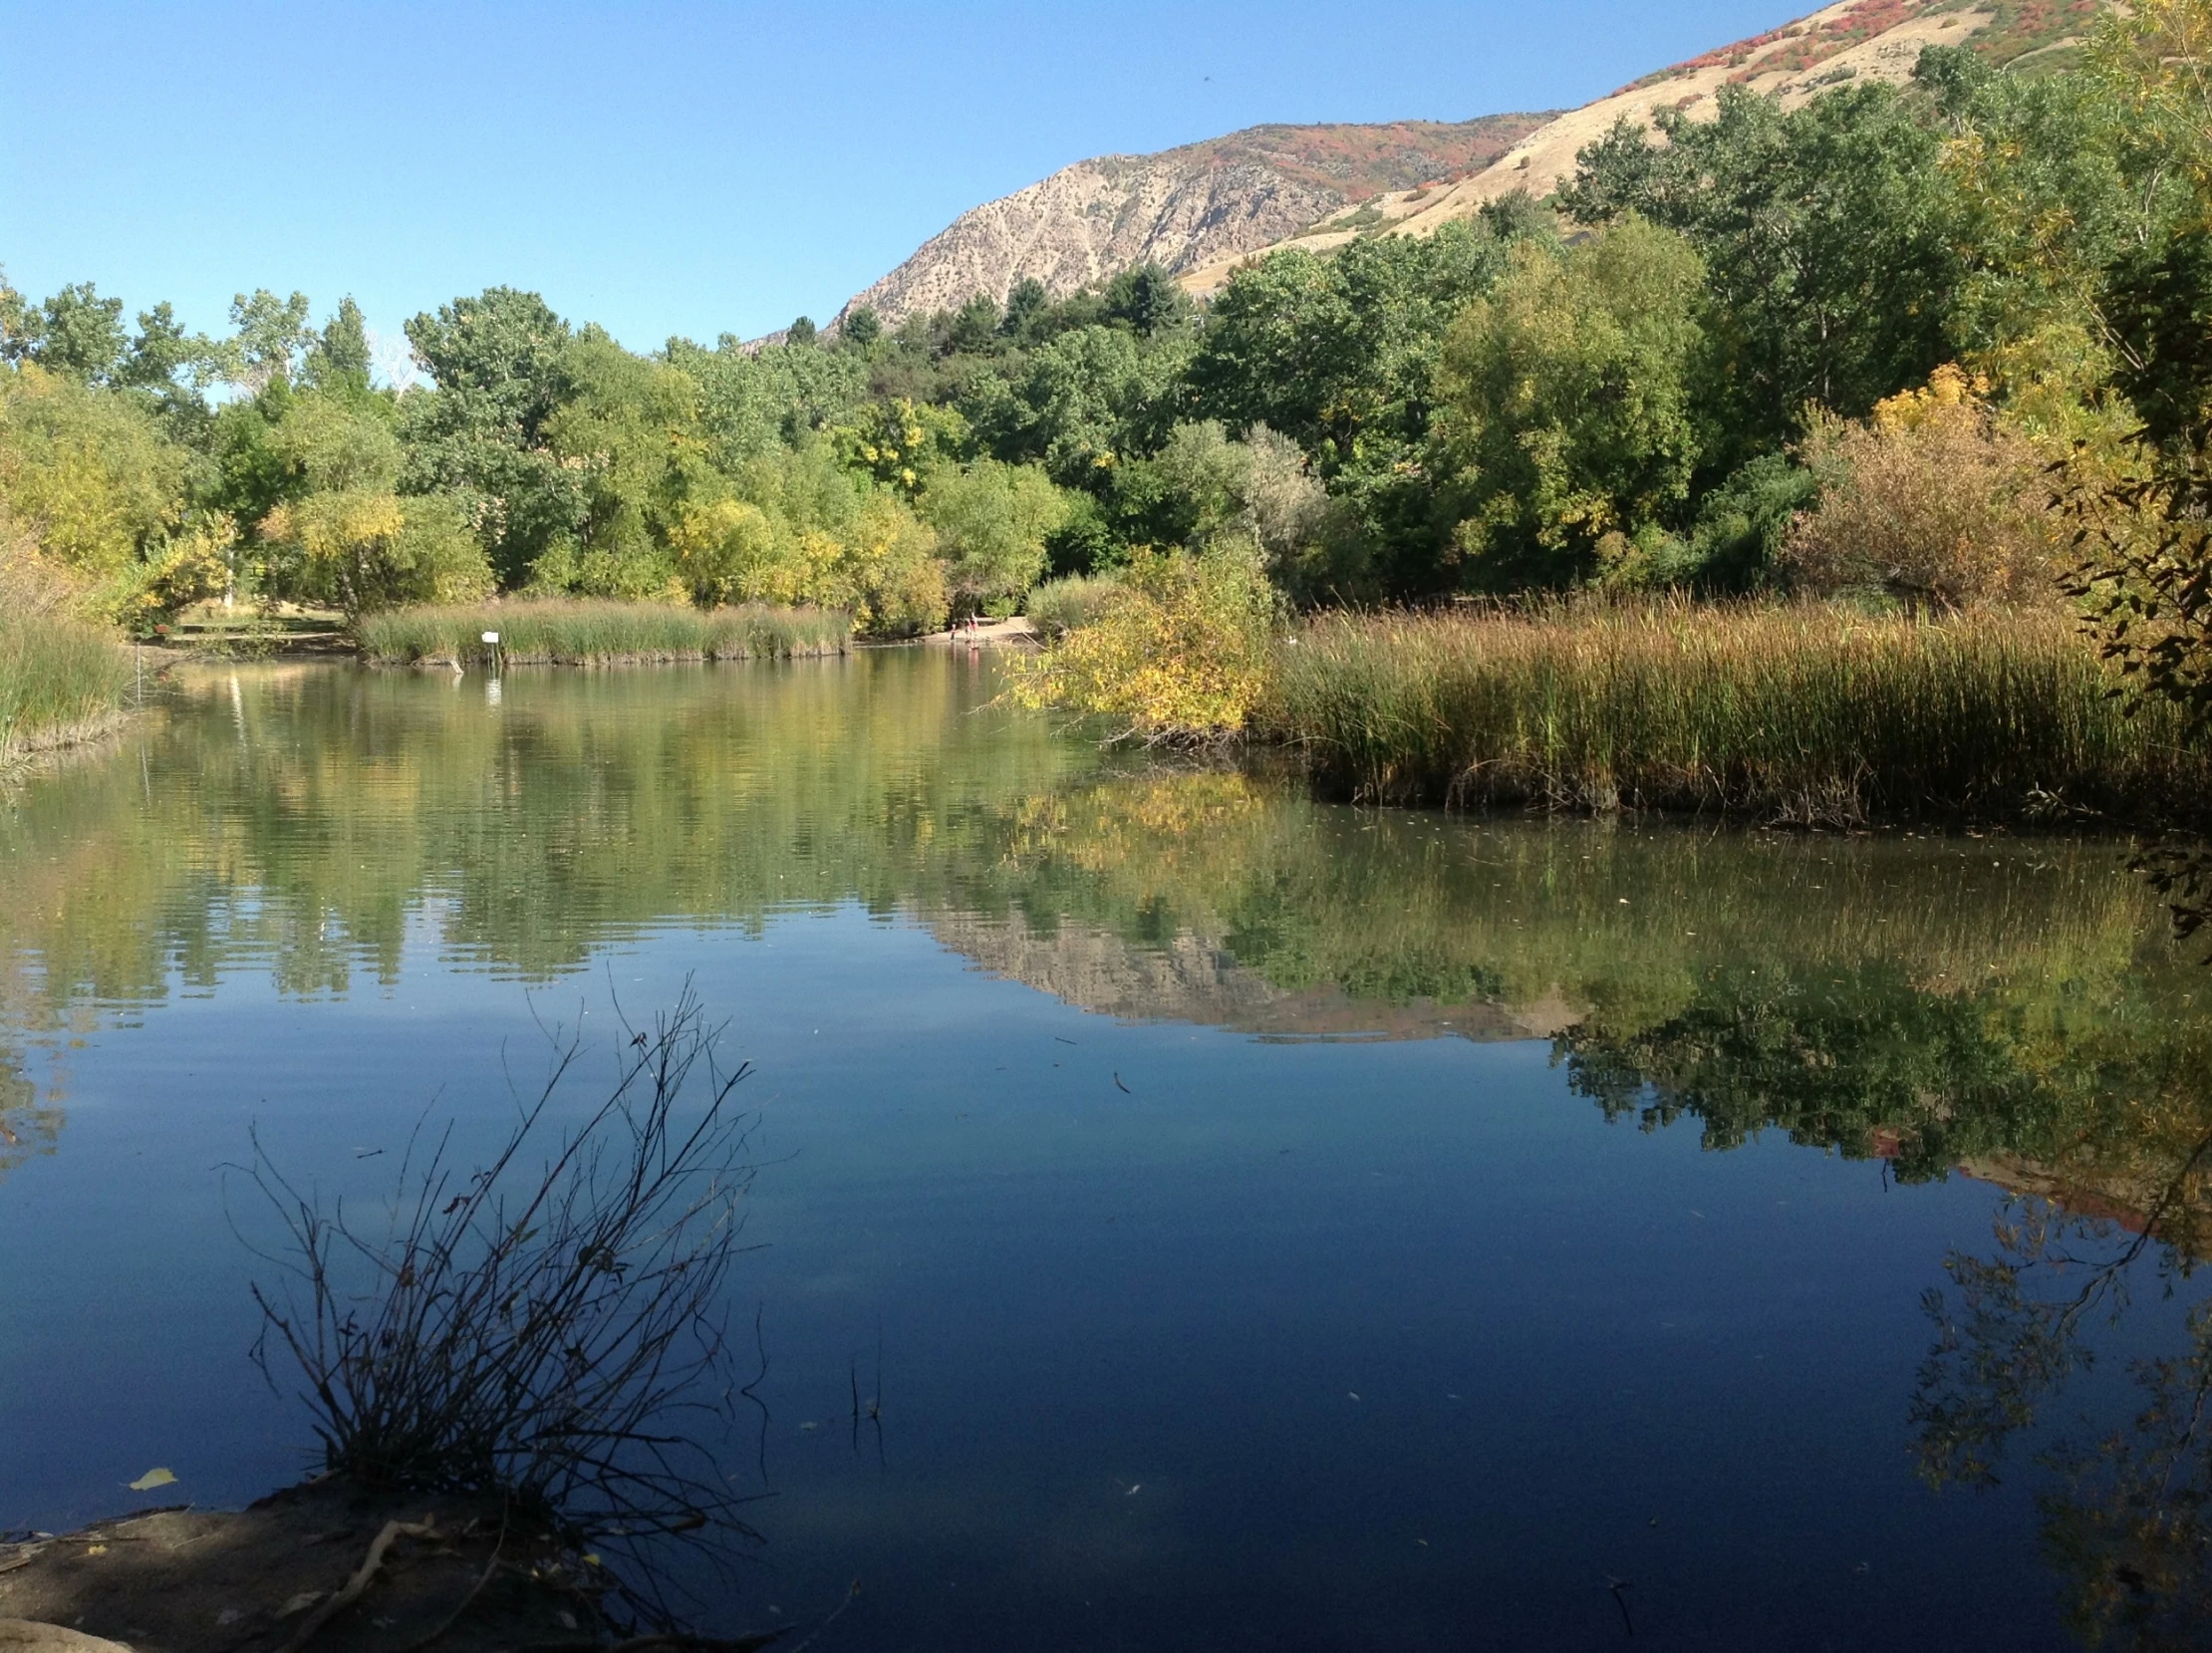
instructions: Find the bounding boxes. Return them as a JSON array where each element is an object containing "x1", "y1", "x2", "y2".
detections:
[
  {"x1": 356, "y1": 599, "x2": 851, "y2": 668},
  {"x1": 0, "y1": 537, "x2": 134, "y2": 762},
  {"x1": 1264, "y1": 605, "x2": 2211, "y2": 825}
]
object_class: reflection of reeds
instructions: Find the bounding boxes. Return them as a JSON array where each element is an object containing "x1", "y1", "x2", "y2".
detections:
[
  {"x1": 1265, "y1": 604, "x2": 2210, "y2": 825},
  {"x1": 240, "y1": 989, "x2": 763, "y2": 1623},
  {"x1": 356, "y1": 599, "x2": 850, "y2": 667}
]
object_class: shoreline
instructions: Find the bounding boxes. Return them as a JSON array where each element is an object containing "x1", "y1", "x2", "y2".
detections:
[
  {"x1": 0, "y1": 1477, "x2": 624, "y2": 1652},
  {"x1": 0, "y1": 708, "x2": 136, "y2": 771}
]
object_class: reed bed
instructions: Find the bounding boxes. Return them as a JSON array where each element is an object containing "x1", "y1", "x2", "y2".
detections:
[
  {"x1": 1262, "y1": 604, "x2": 2211, "y2": 826},
  {"x1": 356, "y1": 599, "x2": 851, "y2": 668},
  {"x1": 0, "y1": 609, "x2": 135, "y2": 763}
]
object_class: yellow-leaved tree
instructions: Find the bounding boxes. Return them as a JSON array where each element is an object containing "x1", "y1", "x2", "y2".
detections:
[{"x1": 1001, "y1": 545, "x2": 1279, "y2": 741}]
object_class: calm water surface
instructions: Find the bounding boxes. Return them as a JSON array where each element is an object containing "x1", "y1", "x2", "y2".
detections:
[{"x1": 3, "y1": 652, "x2": 2209, "y2": 1650}]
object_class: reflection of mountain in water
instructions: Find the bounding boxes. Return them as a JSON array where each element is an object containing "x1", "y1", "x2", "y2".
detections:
[
  {"x1": 926, "y1": 907, "x2": 1576, "y2": 1043},
  {"x1": 3, "y1": 655, "x2": 2209, "y2": 1224}
]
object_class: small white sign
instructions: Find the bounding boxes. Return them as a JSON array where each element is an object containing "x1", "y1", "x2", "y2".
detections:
[{"x1": 481, "y1": 632, "x2": 501, "y2": 645}]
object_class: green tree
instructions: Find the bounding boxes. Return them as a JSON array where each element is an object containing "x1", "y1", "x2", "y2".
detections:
[
  {"x1": 947, "y1": 294, "x2": 1002, "y2": 356},
  {"x1": 841, "y1": 307, "x2": 882, "y2": 349},
  {"x1": 1560, "y1": 80, "x2": 1957, "y2": 452},
  {"x1": 16, "y1": 283, "x2": 129, "y2": 383},
  {"x1": 917, "y1": 457, "x2": 1068, "y2": 614},
  {"x1": 303, "y1": 297, "x2": 374, "y2": 393},
  {"x1": 532, "y1": 331, "x2": 701, "y2": 597},
  {"x1": 223, "y1": 289, "x2": 315, "y2": 393},
  {"x1": 401, "y1": 287, "x2": 583, "y2": 588},
  {"x1": 1436, "y1": 217, "x2": 1711, "y2": 588},
  {"x1": 1102, "y1": 264, "x2": 1191, "y2": 337},
  {"x1": 963, "y1": 323, "x2": 1191, "y2": 485}
]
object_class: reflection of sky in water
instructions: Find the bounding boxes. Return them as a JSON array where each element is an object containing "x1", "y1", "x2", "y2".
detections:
[{"x1": 1, "y1": 657, "x2": 2205, "y2": 1649}]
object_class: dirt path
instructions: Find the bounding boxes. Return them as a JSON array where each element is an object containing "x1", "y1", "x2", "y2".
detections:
[{"x1": 924, "y1": 616, "x2": 1038, "y2": 649}]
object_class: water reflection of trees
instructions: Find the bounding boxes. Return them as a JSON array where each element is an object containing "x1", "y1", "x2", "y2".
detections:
[
  {"x1": 11, "y1": 662, "x2": 2212, "y2": 1635},
  {"x1": 1553, "y1": 943, "x2": 2212, "y2": 1646},
  {"x1": 1, "y1": 663, "x2": 2205, "y2": 1149},
  {"x1": 1909, "y1": 1152, "x2": 2212, "y2": 1651}
]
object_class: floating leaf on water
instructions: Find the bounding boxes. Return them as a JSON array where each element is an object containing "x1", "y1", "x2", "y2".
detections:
[
  {"x1": 278, "y1": 1591, "x2": 325, "y2": 1618},
  {"x1": 127, "y1": 1468, "x2": 176, "y2": 1492}
]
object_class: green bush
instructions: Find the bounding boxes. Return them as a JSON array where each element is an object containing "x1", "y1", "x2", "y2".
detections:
[{"x1": 1026, "y1": 573, "x2": 1124, "y2": 638}]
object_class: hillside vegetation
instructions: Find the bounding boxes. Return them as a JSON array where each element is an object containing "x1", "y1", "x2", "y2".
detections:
[{"x1": 6, "y1": 0, "x2": 2209, "y2": 833}]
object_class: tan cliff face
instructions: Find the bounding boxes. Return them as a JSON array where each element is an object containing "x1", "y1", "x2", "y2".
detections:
[
  {"x1": 829, "y1": 115, "x2": 1547, "y2": 332},
  {"x1": 921, "y1": 906, "x2": 1577, "y2": 1044},
  {"x1": 1179, "y1": 0, "x2": 2103, "y2": 293},
  {"x1": 820, "y1": 0, "x2": 2102, "y2": 333}
]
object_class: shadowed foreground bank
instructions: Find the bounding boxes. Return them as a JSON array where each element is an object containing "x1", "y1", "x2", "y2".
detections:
[{"x1": 0, "y1": 1481, "x2": 628, "y2": 1653}]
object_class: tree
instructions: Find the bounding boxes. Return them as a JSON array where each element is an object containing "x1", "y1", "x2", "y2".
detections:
[
  {"x1": 963, "y1": 323, "x2": 1190, "y2": 485},
  {"x1": 401, "y1": 287, "x2": 582, "y2": 587},
  {"x1": 2057, "y1": 0, "x2": 2212, "y2": 950},
  {"x1": 1102, "y1": 264, "x2": 1192, "y2": 337},
  {"x1": 19, "y1": 283, "x2": 129, "y2": 383},
  {"x1": 0, "y1": 363, "x2": 188, "y2": 582},
  {"x1": 1000, "y1": 278, "x2": 1049, "y2": 342},
  {"x1": 916, "y1": 457, "x2": 1068, "y2": 614},
  {"x1": 1787, "y1": 366, "x2": 2063, "y2": 611},
  {"x1": 1436, "y1": 217, "x2": 1711, "y2": 588},
  {"x1": 533, "y1": 330, "x2": 700, "y2": 597},
  {"x1": 1560, "y1": 80, "x2": 1957, "y2": 453},
  {"x1": 841, "y1": 307, "x2": 882, "y2": 349},
  {"x1": 947, "y1": 294, "x2": 1001, "y2": 356},
  {"x1": 303, "y1": 297, "x2": 374, "y2": 392},
  {"x1": 225, "y1": 289, "x2": 315, "y2": 393}
]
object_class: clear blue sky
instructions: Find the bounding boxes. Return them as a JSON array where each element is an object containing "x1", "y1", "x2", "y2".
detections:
[{"x1": 3, "y1": 1, "x2": 1814, "y2": 355}]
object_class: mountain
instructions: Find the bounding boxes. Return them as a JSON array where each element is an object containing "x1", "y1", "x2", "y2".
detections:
[
  {"x1": 829, "y1": 115, "x2": 1549, "y2": 332},
  {"x1": 1178, "y1": 0, "x2": 2104, "y2": 292},
  {"x1": 825, "y1": 0, "x2": 2104, "y2": 332}
]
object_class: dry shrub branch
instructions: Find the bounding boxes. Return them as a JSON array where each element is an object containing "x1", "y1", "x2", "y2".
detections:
[{"x1": 239, "y1": 987, "x2": 764, "y2": 1625}]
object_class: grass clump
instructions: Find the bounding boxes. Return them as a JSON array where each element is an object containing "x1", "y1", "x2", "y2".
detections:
[
  {"x1": 356, "y1": 599, "x2": 851, "y2": 668},
  {"x1": 1262, "y1": 603, "x2": 2211, "y2": 826},
  {"x1": 0, "y1": 528, "x2": 135, "y2": 762},
  {"x1": 1026, "y1": 572, "x2": 1123, "y2": 639}
]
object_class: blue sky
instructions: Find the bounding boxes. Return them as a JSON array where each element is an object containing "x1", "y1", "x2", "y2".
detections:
[{"x1": 4, "y1": 2, "x2": 1815, "y2": 354}]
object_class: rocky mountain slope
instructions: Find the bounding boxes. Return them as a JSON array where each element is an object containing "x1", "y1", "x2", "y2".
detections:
[
  {"x1": 1179, "y1": 0, "x2": 2104, "y2": 291},
  {"x1": 830, "y1": 115, "x2": 1546, "y2": 331},
  {"x1": 825, "y1": 0, "x2": 2103, "y2": 331}
]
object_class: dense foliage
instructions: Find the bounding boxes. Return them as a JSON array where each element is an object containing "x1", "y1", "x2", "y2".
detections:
[{"x1": 4, "y1": 7, "x2": 2211, "y2": 666}]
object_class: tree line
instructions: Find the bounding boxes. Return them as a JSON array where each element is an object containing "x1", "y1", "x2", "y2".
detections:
[{"x1": 3, "y1": 14, "x2": 2210, "y2": 641}]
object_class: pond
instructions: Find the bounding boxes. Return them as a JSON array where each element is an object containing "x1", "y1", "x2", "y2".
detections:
[{"x1": 3, "y1": 650, "x2": 2208, "y2": 1650}]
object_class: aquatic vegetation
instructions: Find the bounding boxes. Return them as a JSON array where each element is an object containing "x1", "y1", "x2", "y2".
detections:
[
  {"x1": 1263, "y1": 603, "x2": 2210, "y2": 824},
  {"x1": 354, "y1": 598, "x2": 851, "y2": 667},
  {"x1": 0, "y1": 535, "x2": 134, "y2": 761}
]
